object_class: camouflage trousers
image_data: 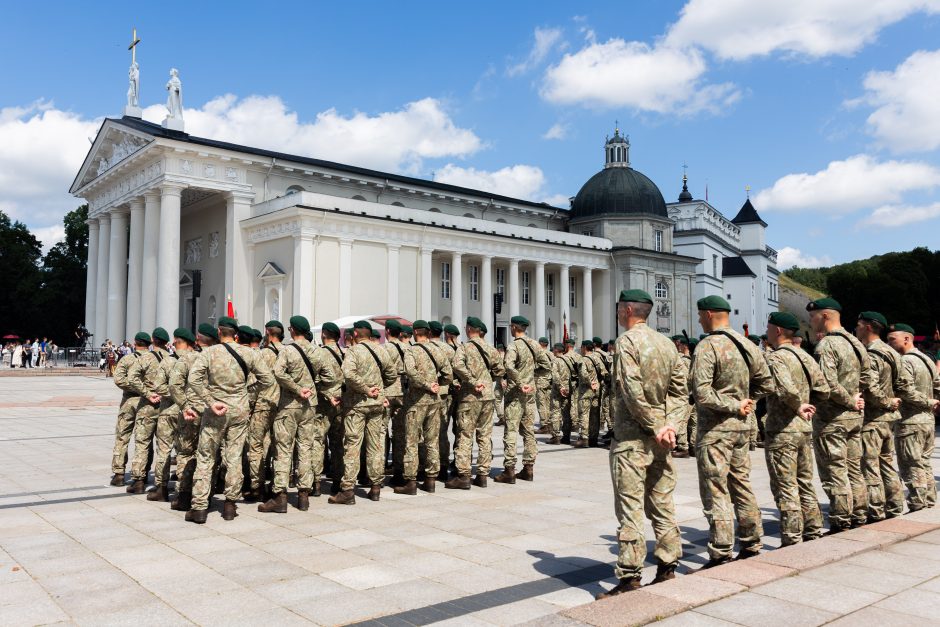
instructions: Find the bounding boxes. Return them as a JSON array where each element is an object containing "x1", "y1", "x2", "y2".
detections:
[
  {"x1": 245, "y1": 404, "x2": 277, "y2": 492},
  {"x1": 314, "y1": 402, "x2": 341, "y2": 482},
  {"x1": 674, "y1": 404, "x2": 693, "y2": 453},
  {"x1": 576, "y1": 390, "x2": 598, "y2": 441},
  {"x1": 688, "y1": 406, "x2": 698, "y2": 449},
  {"x1": 494, "y1": 383, "x2": 505, "y2": 420},
  {"x1": 408, "y1": 402, "x2": 441, "y2": 480},
  {"x1": 111, "y1": 395, "x2": 139, "y2": 474},
  {"x1": 130, "y1": 400, "x2": 162, "y2": 481},
  {"x1": 174, "y1": 415, "x2": 199, "y2": 494},
  {"x1": 895, "y1": 422, "x2": 937, "y2": 511},
  {"x1": 696, "y1": 429, "x2": 763, "y2": 559},
  {"x1": 503, "y1": 389, "x2": 537, "y2": 469},
  {"x1": 340, "y1": 404, "x2": 386, "y2": 490},
  {"x1": 153, "y1": 405, "x2": 180, "y2": 487},
  {"x1": 861, "y1": 422, "x2": 904, "y2": 520},
  {"x1": 439, "y1": 394, "x2": 454, "y2": 472},
  {"x1": 271, "y1": 404, "x2": 316, "y2": 493},
  {"x1": 454, "y1": 399, "x2": 495, "y2": 476},
  {"x1": 549, "y1": 391, "x2": 567, "y2": 436},
  {"x1": 535, "y1": 376, "x2": 552, "y2": 426},
  {"x1": 814, "y1": 419, "x2": 867, "y2": 528},
  {"x1": 387, "y1": 396, "x2": 405, "y2": 477},
  {"x1": 600, "y1": 390, "x2": 611, "y2": 432},
  {"x1": 765, "y1": 431, "x2": 823, "y2": 545},
  {"x1": 747, "y1": 411, "x2": 758, "y2": 447},
  {"x1": 610, "y1": 432, "x2": 681, "y2": 578},
  {"x1": 328, "y1": 409, "x2": 346, "y2": 484},
  {"x1": 191, "y1": 405, "x2": 250, "y2": 510}
]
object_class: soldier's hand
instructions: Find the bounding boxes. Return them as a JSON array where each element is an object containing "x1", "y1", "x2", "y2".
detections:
[
  {"x1": 210, "y1": 401, "x2": 228, "y2": 416},
  {"x1": 382, "y1": 398, "x2": 390, "y2": 408},
  {"x1": 655, "y1": 426, "x2": 676, "y2": 450},
  {"x1": 561, "y1": 388, "x2": 569, "y2": 397},
  {"x1": 890, "y1": 397, "x2": 901, "y2": 410},
  {"x1": 590, "y1": 381, "x2": 599, "y2": 392},
  {"x1": 330, "y1": 396, "x2": 341, "y2": 407},
  {"x1": 739, "y1": 399, "x2": 755, "y2": 416},
  {"x1": 148, "y1": 393, "x2": 161, "y2": 404},
  {"x1": 430, "y1": 382, "x2": 440, "y2": 394},
  {"x1": 474, "y1": 383, "x2": 486, "y2": 393},
  {"x1": 300, "y1": 388, "x2": 313, "y2": 400},
  {"x1": 853, "y1": 393, "x2": 865, "y2": 411},
  {"x1": 931, "y1": 399, "x2": 940, "y2": 413},
  {"x1": 522, "y1": 384, "x2": 534, "y2": 394},
  {"x1": 368, "y1": 386, "x2": 381, "y2": 398},
  {"x1": 798, "y1": 403, "x2": 816, "y2": 421},
  {"x1": 501, "y1": 380, "x2": 507, "y2": 390},
  {"x1": 183, "y1": 408, "x2": 199, "y2": 422}
]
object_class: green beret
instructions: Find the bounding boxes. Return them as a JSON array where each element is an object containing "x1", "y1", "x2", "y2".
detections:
[
  {"x1": 151, "y1": 327, "x2": 170, "y2": 343},
  {"x1": 173, "y1": 327, "x2": 196, "y2": 343},
  {"x1": 444, "y1": 324, "x2": 460, "y2": 336},
  {"x1": 353, "y1": 320, "x2": 372, "y2": 331},
  {"x1": 747, "y1": 334, "x2": 761, "y2": 345},
  {"x1": 619, "y1": 289, "x2": 653, "y2": 304},
  {"x1": 265, "y1": 320, "x2": 283, "y2": 331},
  {"x1": 699, "y1": 333, "x2": 708, "y2": 340},
  {"x1": 400, "y1": 325, "x2": 413, "y2": 335},
  {"x1": 197, "y1": 323, "x2": 218, "y2": 341},
  {"x1": 466, "y1": 316, "x2": 485, "y2": 331},
  {"x1": 218, "y1": 316, "x2": 238, "y2": 330},
  {"x1": 510, "y1": 315, "x2": 529, "y2": 327},
  {"x1": 690, "y1": 338, "x2": 699, "y2": 347},
  {"x1": 768, "y1": 311, "x2": 799, "y2": 332},
  {"x1": 697, "y1": 295, "x2": 731, "y2": 312},
  {"x1": 384, "y1": 319, "x2": 401, "y2": 331},
  {"x1": 344, "y1": 328, "x2": 355, "y2": 337},
  {"x1": 553, "y1": 343, "x2": 564, "y2": 351},
  {"x1": 322, "y1": 322, "x2": 340, "y2": 335},
  {"x1": 289, "y1": 315, "x2": 310, "y2": 333},
  {"x1": 671, "y1": 334, "x2": 690, "y2": 345},
  {"x1": 581, "y1": 340, "x2": 593, "y2": 348},
  {"x1": 371, "y1": 329, "x2": 381, "y2": 338},
  {"x1": 134, "y1": 331, "x2": 151, "y2": 343},
  {"x1": 890, "y1": 323, "x2": 915, "y2": 335},
  {"x1": 592, "y1": 337, "x2": 602, "y2": 345},
  {"x1": 496, "y1": 343, "x2": 505, "y2": 350},
  {"x1": 806, "y1": 297, "x2": 841, "y2": 312},
  {"x1": 565, "y1": 338, "x2": 575, "y2": 345},
  {"x1": 859, "y1": 311, "x2": 887, "y2": 327},
  {"x1": 670, "y1": 334, "x2": 682, "y2": 341},
  {"x1": 428, "y1": 321, "x2": 443, "y2": 333},
  {"x1": 238, "y1": 324, "x2": 253, "y2": 336},
  {"x1": 412, "y1": 320, "x2": 429, "y2": 330},
  {"x1": 760, "y1": 334, "x2": 767, "y2": 340},
  {"x1": 608, "y1": 339, "x2": 615, "y2": 345},
  {"x1": 538, "y1": 336, "x2": 548, "y2": 344}
]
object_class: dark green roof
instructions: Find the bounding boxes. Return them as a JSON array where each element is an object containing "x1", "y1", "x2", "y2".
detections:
[
  {"x1": 570, "y1": 167, "x2": 667, "y2": 219},
  {"x1": 731, "y1": 199, "x2": 767, "y2": 226}
]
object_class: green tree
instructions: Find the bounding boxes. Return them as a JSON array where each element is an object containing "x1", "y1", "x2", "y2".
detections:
[
  {"x1": 38, "y1": 205, "x2": 89, "y2": 345},
  {"x1": 0, "y1": 210, "x2": 43, "y2": 339}
]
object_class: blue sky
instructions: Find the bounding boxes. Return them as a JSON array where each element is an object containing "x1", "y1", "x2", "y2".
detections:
[{"x1": 3, "y1": 1, "x2": 940, "y2": 268}]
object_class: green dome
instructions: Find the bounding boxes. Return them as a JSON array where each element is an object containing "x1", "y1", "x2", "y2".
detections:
[{"x1": 570, "y1": 167, "x2": 667, "y2": 219}]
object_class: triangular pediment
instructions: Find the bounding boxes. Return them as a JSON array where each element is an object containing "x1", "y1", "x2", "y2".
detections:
[
  {"x1": 257, "y1": 262, "x2": 286, "y2": 279},
  {"x1": 70, "y1": 119, "x2": 155, "y2": 194},
  {"x1": 179, "y1": 270, "x2": 193, "y2": 287}
]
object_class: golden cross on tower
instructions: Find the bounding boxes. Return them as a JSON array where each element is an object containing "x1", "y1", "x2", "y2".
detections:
[
  {"x1": 128, "y1": 28, "x2": 141, "y2": 64},
  {"x1": 745, "y1": 184, "x2": 751, "y2": 199}
]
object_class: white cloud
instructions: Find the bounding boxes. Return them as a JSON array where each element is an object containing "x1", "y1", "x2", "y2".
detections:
[
  {"x1": 858, "y1": 49, "x2": 940, "y2": 152},
  {"x1": 433, "y1": 163, "x2": 548, "y2": 201},
  {"x1": 507, "y1": 27, "x2": 565, "y2": 77},
  {"x1": 860, "y1": 201, "x2": 940, "y2": 227},
  {"x1": 542, "y1": 123, "x2": 568, "y2": 140},
  {"x1": 777, "y1": 246, "x2": 833, "y2": 269},
  {"x1": 753, "y1": 154, "x2": 940, "y2": 214},
  {"x1": 32, "y1": 224, "x2": 65, "y2": 253},
  {"x1": 666, "y1": 0, "x2": 940, "y2": 61},
  {"x1": 540, "y1": 39, "x2": 740, "y2": 115}
]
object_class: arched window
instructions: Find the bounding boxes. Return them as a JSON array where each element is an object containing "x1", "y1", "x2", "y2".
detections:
[
  {"x1": 463, "y1": 212, "x2": 475, "y2": 218},
  {"x1": 286, "y1": 185, "x2": 304, "y2": 195},
  {"x1": 495, "y1": 218, "x2": 507, "y2": 223},
  {"x1": 655, "y1": 282, "x2": 668, "y2": 299},
  {"x1": 352, "y1": 195, "x2": 367, "y2": 201},
  {"x1": 527, "y1": 223, "x2": 537, "y2": 228},
  {"x1": 429, "y1": 207, "x2": 441, "y2": 213},
  {"x1": 391, "y1": 201, "x2": 405, "y2": 207}
]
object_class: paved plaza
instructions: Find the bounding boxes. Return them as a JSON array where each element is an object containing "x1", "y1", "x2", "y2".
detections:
[{"x1": 2, "y1": 375, "x2": 940, "y2": 626}]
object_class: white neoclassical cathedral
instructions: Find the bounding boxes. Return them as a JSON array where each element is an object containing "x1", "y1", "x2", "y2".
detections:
[{"x1": 73, "y1": 73, "x2": 779, "y2": 346}]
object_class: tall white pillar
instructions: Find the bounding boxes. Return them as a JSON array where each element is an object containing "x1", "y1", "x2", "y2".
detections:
[
  {"x1": 480, "y1": 255, "x2": 493, "y2": 340},
  {"x1": 156, "y1": 184, "x2": 184, "y2": 330},
  {"x1": 106, "y1": 209, "x2": 129, "y2": 342},
  {"x1": 338, "y1": 238, "x2": 353, "y2": 318},
  {"x1": 84, "y1": 218, "x2": 99, "y2": 340},
  {"x1": 293, "y1": 234, "x2": 315, "y2": 316},
  {"x1": 125, "y1": 198, "x2": 145, "y2": 339},
  {"x1": 225, "y1": 191, "x2": 254, "y2": 321},
  {"x1": 94, "y1": 214, "x2": 110, "y2": 341},
  {"x1": 560, "y1": 264, "x2": 570, "y2": 340},
  {"x1": 420, "y1": 247, "x2": 433, "y2": 320},
  {"x1": 582, "y1": 267, "x2": 593, "y2": 340},
  {"x1": 450, "y1": 251, "x2": 463, "y2": 327},
  {"x1": 508, "y1": 258, "x2": 520, "y2": 319},
  {"x1": 140, "y1": 191, "x2": 161, "y2": 331},
  {"x1": 600, "y1": 268, "x2": 613, "y2": 340},
  {"x1": 534, "y1": 261, "x2": 546, "y2": 339},
  {"x1": 387, "y1": 245, "x2": 400, "y2": 313}
]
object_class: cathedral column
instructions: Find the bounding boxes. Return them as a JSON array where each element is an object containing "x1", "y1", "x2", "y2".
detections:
[
  {"x1": 450, "y1": 251, "x2": 463, "y2": 327},
  {"x1": 94, "y1": 214, "x2": 111, "y2": 342},
  {"x1": 125, "y1": 198, "x2": 145, "y2": 339},
  {"x1": 600, "y1": 268, "x2": 613, "y2": 339},
  {"x1": 292, "y1": 233, "x2": 315, "y2": 316},
  {"x1": 225, "y1": 191, "x2": 254, "y2": 321},
  {"x1": 582, "y1": 267, "x2": 593, "y2": 341},
  {"x1": 84, "y1": 218, "x2": 99, "y2": 340},
  {"x1": 156, "y1": 184, "x2": 184, "y2": 330},
  {"x1": 508, "y1": 258, "x2": 520, "y2": 319},
  {"x1": 386, "y1": 245, "x2": 400, "y2": 313},
  {"x1": 534, "y1": 261, "x2": 546, "y2": 339},
  {"x1": 106, "y1": 208, "x2": 129, "y2": 342},
  {"x1": 559, "y1": 264, "x2": 570, "y2": 340},
  {"x1": 140, "y1": 191, "x2": 161, "y2": 331},
  {"x1": 420, "y1": 247, "x2": 433, "y2": 319},
  {"x1": 338, "y1": 238, "x2": 353, "y2": 318},
  {"x1": 480, "y1": 255, "x2": 493, "y2": 337}
]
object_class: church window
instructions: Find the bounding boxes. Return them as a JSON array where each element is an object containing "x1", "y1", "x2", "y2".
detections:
[
  {"x1": 654, "y1": 230, "x2": 663, "y2": 252},
  {"x1": 547, "y1": 274, "x2": 555, "y2": 307},
  {"x1": 469, "y1": 265, "x2": 479, "y2": 301},
  {"x1": 655, "y1": 282, "x2": 668, "y2": 299},
  {"x1": 713, "y1": 255, "x2": 718, "y2": 278},
  {"x1": 441, "y1": 262, "x2": 451, "y2": 299},
  {"x1": 496, "y1": 268, "x2": 505, "y2": 295},
  {"x1": 522, "y1": 271, "x2": 530, "y2": 305},
  {"x1": 569, "y1": 277, "x2": 577, "y2": 308}
]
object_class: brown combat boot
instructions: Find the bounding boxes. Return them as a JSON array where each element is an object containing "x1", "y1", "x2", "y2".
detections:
[
  {"x1": 699, "y1": 556, "x2": 732, "y2": 570},
  {"x1": 170, "y1": 492, "x2": 192, "y2": 511},
  {"x1": 328, "y1": 489, "x2": 356, "y2": 505},
  {"x1": 735, "y1": 548, "x2": 760, "y2": 560},
  {"x1": 671, "y1": 450, "x2": 690, "y2": 458},
  {"x1": 146, "y1": 486, "x2": 169, "y2": 502},
  {"x1": 472, "y1": 474, "x2": 488, "y2": 488},
  {"x1": 185, "y1": 508, "x2": 208, "y2": 524},
  {"x1": 257, "y1": 492, "x2": 287, "y2": 513},
  {"x1": 110, "y1": 473, "x2": 124, "y2": 486},
  {"x1": 517, "y1": 464, "x2": 534, "y2": 481},
  {"x1": 329, "y1": 480, "x2": 341, "y2": 496},
  {"x1": 126, "y1": 479, "x2": 145, "y2": 494},
  {"x1": 595, "y1": 577, "x2": 641, "y2": 599},
  {"x1": 420, "y1": 478, "x2": 436, "y2": 493},
  {"x1": 445, "y1": 475, "x2": 471, "y2": 490},
  {"x1": 296, "y1": 489, "x2": 310, "y2": 511},
  {"x1": 535, "y1": 425, "x2": 551, "y2": 434},
  {"x1": 651, "y1": 563, "x2": 676, "y2": 584},
  {"x1": 394, "y1": 480, "x2": 417, "y2": 495},
  {"x1": 493, "y1": 466, "x2": 516, "y2": 484},
  {"x1": 495, "y1": 418, "x2": 506, "y2": 426},
  {"x1": 572, "y1": 438, "x2": 588, "y2": 448},
  {"x1": 221, "y1": 500, "x2": 238, "y2": 521},
  {"x1": 242, "y1": 489, "x2": 261, "y2": 503},
  {"x1": 369, "y1": 485, "x2": 381, "y2": 501},
  {"x1": 312, "y1": 481, "x2": 321, "y2": 497},
  {"x1": 547, "y1": 435, "x2": 561, "y2": 445}
]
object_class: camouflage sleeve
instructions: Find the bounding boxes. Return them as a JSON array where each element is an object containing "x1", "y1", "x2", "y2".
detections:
[
  {"x1": 113, "y1": 358, "x2": 135, "y2": 393},
  {"x1": 126, "y1": 356, "x2": 149, "y2": 397},
  {"x1": 551, "y1": 358, "x2": 567, "y2": 389},
  {"x1": 665, "y1": 353, "x2": 688, "y2": 430},
  {"x1": 489, "y1": 345, "x2": 505, "y2": 379},
  {"x1": 816, "y1": 341, "x2": 855, "y2": 408},
  {"x1": 806, "y1": 354, "x2": 831, "y2": 402},
  {"x1": 894, "y1": 354, "x2": 926, "y2": 407},
  {"x1": 503, "y1": 343, "x2": 521, "y2": 385},
  {"x1": 536, "y1": 346, "x2": 552, "y2": 374},
  {"x1": 248, "y1": 349, "x2": 276, "y2": 390},
  {"x1": 452, "y1": 344, "x2": 473, "y2": 386},
  {"x1": 748, "y1": 343, "x2": 775, "y2": 399},
  {"x1": 857, "y1": 343, "x2": 872, "y2": 392},
  {"x1": 438, "y1": 346, "x2": 454, "y2": 386},
  {"x1": 380, "y1": 351, "x2": 398, "y2": 388},
  {"x1": 186, "y1": 352, "x2": 211, "y2": 413},
  {"x1": 314, "y1": 351, "x2": 342, "y2": 399},
  {"x1": 614, "y1": 337, "x2": 659, "y2": 433},
  {"x1": 154, "y1": 359, "x2": 172, "y2": 396},
  {"x1": 274, "y1": 349, "x2": 304, "y2": 396},
  {"x1": 343, "y1": 349, "x2": 371, "y2": 394},
  {"x1": 168, "y1": 357, "x2": 190, "y2": 408},
  {"x1": 691, "y1": 342, "x2": 741, "y2": 415},
  {"x1": 404, "y1": 348, "x2": 436, "y2": 392},
  {"x1": 866, "y1": 353, "x2": 895, "y2": 410},
  {"x1": 769, "y1": 351, "x2": 802, "y2": 413}
]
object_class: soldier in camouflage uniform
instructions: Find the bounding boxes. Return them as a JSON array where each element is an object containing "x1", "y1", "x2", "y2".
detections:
[
  {"x1": 562, "y1": 338, "x2": 583, "y2": 444},
  {"x1": 887, "y1": 323, "x2": 940, "y2": 511},
  {"x1": 692, "y1": 296, "x2": 774, "y2": 566},
  {"x1": 535, "y1": 337, "x2": 553, "y2": 434},
  {"x1": 330, "y1": 320, "x2": 397, "y2": 504},
  {"x1": 547, "y1": 343, "x2": 569, "y2": 445},
  {"x1": 495, "y1": 316, "x2": 551, "y2": 483},
  {"x1": 579, "y1": 340, "x2": 609, "y2": 447},
  {"x1": 147, "y1": 329, "x2": 191, "y2": 502},
  {"x1": 430, "y1": 321, "x2": 457, "y2": 480},
  {"x1": 764, "y1": 312, "x2": 828, "y2": 545},
  {"x1": 126, "y1": 328, "x2": 172, "y2": 494},
  {"x1": 593, "y1": 337, "x2": 613, "y2": 440},
  {"x1": 494, "y1": 344, "x2": 506, "y2": 426},
  {"x1": 182, "y1": 317, "x2": 275, "y2": 523},
  {"x1": 109, "y1": 333, "x2": 147, "y2": 486},
  {"x1": 446, "y1": 317, "x2": 505, "y2": 489},
  {"x1": 259, "y1": 316, "x2": 319, "y2": 513},
  {"x1": 383, "y1": 321, "x2": 408, "y2": 485},
  {"x1": 310, "y1": 322, "x2": 345, "y2": 498},
  {"x1": 670, "y1": 335, "x2": 693, "y2": 458},
  {"x1": 807, "y1": 297, "x2": 871, "y2": 532},
  {"x1": 597, "y1": 290, "x2": 686, "y2": 598},
  {"x1": 856, "y1": 311, "x2": 920, "y2": 521},
  {"x1": 244, "y1": 321, "x2": 282, "y2": 502}
]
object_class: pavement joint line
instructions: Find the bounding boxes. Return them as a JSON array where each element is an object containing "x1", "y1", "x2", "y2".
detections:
[
  {"x1": 0, "y1": 491, "x2": 133, "y2": 510},
  {"x1": 0, "y1": 485, "x2": 107, "y2": 499},
  {"x1": 0, "y1": 433, "x2": 113, "y2": 442}
]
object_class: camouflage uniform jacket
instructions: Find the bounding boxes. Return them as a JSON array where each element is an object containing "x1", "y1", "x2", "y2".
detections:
[
  {"x1": 558, "y1": 351, "x2": 580, "y2": 390},
  {"x1": 611, "y1": 322, "x2": 687, "y2": 442},
  {"x1": 552, "y1": 354, "x2": 571, "y2": 394},
  {"x1": 899, "y1": 349, "x2": 940, "y2": 425},
  {"x1": 254, "y1": 342, "x2": 281, "y2": 410},
  {"x1": 311, "y1": 344, "x2": 343, "y2": 405},
  {"x1": 381, "y1": 339, "x2": 406, "y2": 397},
  {"x1": 595, "y1": 347, "x2": 612, "y2": 384},
  {"x1": 813, "y1": 327, "x2": 871, "y2": 423},
  {"x1": 342, "y1": 342, "x2": 397, "y2": 410},
  {"x1": 431, "y1": 339, "x2": 456, "y2": 396},
  {"x1": 113, "y1": 350, "x2": 144, "y2": 401},
  {"x1": 579, "y1": 351, "x2": 607, "y2": 395},
  {"x1": 863, "y1": 338, "x2": 922, "y2": 423},
  {"x1": 273, "y1": 338, "x2": 317, "y2": 410},
  {"x1": 452, "y1": 337, "x2": 504, "y2": 403},
  {"x1": 504, "y1": 335, "x2": 551, "y2": 394},
  {"x1": 169, "y1": 349, "x2": 201, "y2": 410},
  {"x1": 187, "y1": 342, "x2": 275, "y2": 413},
  {"x1": 691, "y1": 326, "x2": 775, "y2": 432},
  {"x1": 154, "y1": 352, "x2": 180, "y2": 403},
  {"x1": 765, "y1": 345, "x2": 830, "y2": 434},
  {"x1": 535, "y1": 345, "x2": 553, "y2": 380},
  {"x1": 127, "y1": 347, "x2": 171, "y2": 399},
  {"x1": 404, "y1": 342, "x2": 441, "y2": 407}
]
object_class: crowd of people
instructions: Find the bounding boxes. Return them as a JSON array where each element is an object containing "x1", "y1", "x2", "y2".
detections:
[
  {"x1": 105, "y1": 292, "x2": 940, "y2": 597},
  {"x1": 2, "y1": 337, "x2": 57, "y2": 368}
]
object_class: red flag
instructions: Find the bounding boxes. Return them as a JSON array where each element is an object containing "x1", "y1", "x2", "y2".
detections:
[
  {"x1": 743, "y1": 322, "x2": 749, "y2": 336},
  {"x1": 563, "y1": 313, "x2": 569, "y2": 343},
  {"x1": 226, "y1": 294, "x2": 235, "y2": 319}
]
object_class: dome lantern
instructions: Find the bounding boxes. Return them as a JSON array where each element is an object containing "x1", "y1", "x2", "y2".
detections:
[{"x1": 604, "y1": 125, "x2": 630, "y2": 169}]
